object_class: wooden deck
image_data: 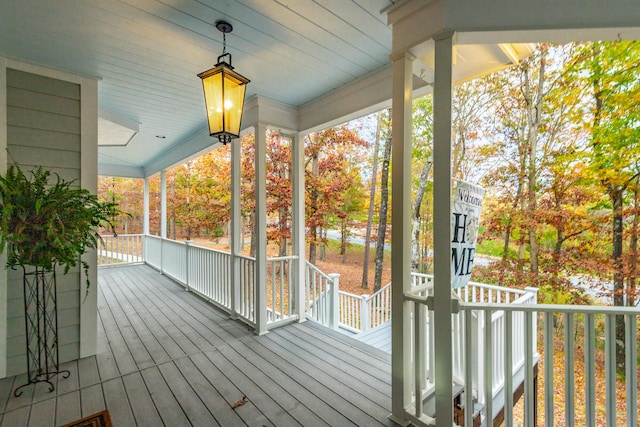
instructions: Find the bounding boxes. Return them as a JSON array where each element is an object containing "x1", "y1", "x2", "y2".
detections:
[{"x1": 0, "y1": 265, "x2": 393, "y2": 427}]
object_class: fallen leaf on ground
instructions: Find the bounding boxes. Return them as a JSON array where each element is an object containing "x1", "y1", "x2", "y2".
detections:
[{"x1": 231, "y1": 395, "x2": 248, "y2": 409}]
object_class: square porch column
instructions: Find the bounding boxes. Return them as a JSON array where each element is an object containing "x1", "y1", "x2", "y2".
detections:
[
  {"x1": 230, "y1": 132, "x2": 241, "y2": 318},
  {"x1": 160, "y1": 170, "x2": 167, "y2": 274},
  {"x1": 292, "y1": 132, "x2": 306, "y2": 321},
  {"x1": 0, "y1": 58, "x2": 7, "y2": 378},
  {"x1": 143, "y1": 178, "x2": 149, "y2": 236},
  {"x1": 390, "y1": 51, "x2": 414, "y2": 425},
  {"x1": 254, "y1": 124, "x2": 268, "y2": 334},
  {"x1": 432, "y1": 31, "x2": 455, "y2": 425}
]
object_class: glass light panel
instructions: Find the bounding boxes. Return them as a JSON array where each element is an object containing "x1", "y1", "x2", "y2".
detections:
[
  {"x1": 201, "y1": 70, "x2": 224, "y2": 135},
  {"x1": 221, "y1": 71, "x2": 247, "y2": 137},
  {"x1": 198, "y1": 62, "x2": 249, "y2": 141}
]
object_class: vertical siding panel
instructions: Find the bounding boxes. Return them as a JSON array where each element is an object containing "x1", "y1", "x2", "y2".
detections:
[{"x1": 4, "y1": 69, "x2": 82, "y2": 376}]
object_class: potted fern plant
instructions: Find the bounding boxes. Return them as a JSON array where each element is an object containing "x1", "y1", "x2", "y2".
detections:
[{"x1": 0, "y1": 164, "x2": 121, "y2": 396}]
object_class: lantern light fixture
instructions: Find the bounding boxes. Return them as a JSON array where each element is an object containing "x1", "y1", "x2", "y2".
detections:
[{"x1": 198, "y1": 20, "x2": 250, "y2": 145}]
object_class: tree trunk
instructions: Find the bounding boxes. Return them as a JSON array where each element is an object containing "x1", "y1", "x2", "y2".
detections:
[
  {"x1": 240, "y1": 216, "x2": 245, "y2": 250},
  {"x1": 374, "y1": 129, "x2": 392, "y2": 293},
  {"x1": 308, "y1": 234, "x2": 317, "y2": 265},
  {"x1": 319, "y1": 228, "x2": 326, "y2": 261},
  {"x1": 278, "y1": 205, "x2": 287, "y2": 257},
  {"x1": 553, "y1": 227, "x2": 564, "y2": 276},
  {"x1": 523, "y1": 52, "x2": 546, "y2": 277},
  {"x1": 629, "y1": 180, "x2": 639, "y2": 306},
  {"x1": 411, "y1": 159, "x2": 433, "y2": 271},
  {"x1": 611, "y1": 187, "x2": 625, "y2": 370},
  {"x1": 341, "y1": 217, "x2": 348, "y2": 263},
  {"x1": 502, "y1": 224, "x2": 511, "y2": 262},
  {"x1": 362, "y1": 112, "x2": 382, "y2": 289}
]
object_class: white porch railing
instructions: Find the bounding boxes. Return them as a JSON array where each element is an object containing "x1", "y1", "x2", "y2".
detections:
[
  {"x1": 266, "y1": 256, "x2": 297, "y2": 324},
  {"x1": 98, "y1": 235, "x2": 298, "y2": 330},
  {"x1": 161, "y1": 239, "x2": 187, "y2": 283},
  {"x1": 403, "y1": 290, "x2": 639, "y2": 427},
  {"x1": 98, "y1": 233, "x2": 144, "y2": 266},
  {"x1": 237, "y1": 254, "x2": 255, "y2": 323},
  {"x1": 145, "y1": 234, "x2": 162, "y2": 269},
  {"x1": 98, "y1": 235, "x2": 638, "y2": 425},
  {"x1": 304, "y1": 261, "x2": 340, "y2": 329},
  {"x1": 187, "y1": 244, "x2": 231, "y2": 309}
]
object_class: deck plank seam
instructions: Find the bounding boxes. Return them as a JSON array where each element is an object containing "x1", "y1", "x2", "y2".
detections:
[
  {"x1": 266, "y1": 330, "x2": 392, "y2": 404},
  {"x1": 234, "y1": 334, "x2": 385, "y2": 426}
]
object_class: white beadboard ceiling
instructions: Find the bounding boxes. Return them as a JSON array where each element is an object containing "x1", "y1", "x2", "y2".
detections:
[{"x1": 0, "y1": 0, "x2": 530, "y2": 176}]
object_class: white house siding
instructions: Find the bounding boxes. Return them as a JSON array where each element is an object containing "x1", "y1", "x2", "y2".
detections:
[{"x1": 4, "y1": 68, "x2": 82, "y2": 376}]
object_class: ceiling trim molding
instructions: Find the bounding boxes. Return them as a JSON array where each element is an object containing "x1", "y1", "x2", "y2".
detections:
[
  {"x1": 98, "y1": 164, "x2": 146, "y2": 178},
  {"x1": 242, "y1": 96, "x2": 299, "y2": 134}
]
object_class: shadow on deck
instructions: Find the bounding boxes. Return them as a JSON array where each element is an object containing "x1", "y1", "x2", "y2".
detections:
[{"x1": 0, "y1": 264, "x2": 392, "y2": 426}]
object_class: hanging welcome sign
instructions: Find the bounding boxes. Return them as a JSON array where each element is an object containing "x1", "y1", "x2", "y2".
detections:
[{"x1": 451, "y1": 180, "x2": 485, "y2": 289}]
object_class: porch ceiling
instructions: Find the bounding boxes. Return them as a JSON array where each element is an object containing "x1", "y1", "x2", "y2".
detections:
[{"x1": 0, "y1": 0, "x2": 530, "y2": 177}]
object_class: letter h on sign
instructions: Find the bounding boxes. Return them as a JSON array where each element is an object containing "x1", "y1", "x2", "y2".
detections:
[{"x1": 452, "y1": 213, "x2": 467, "y2": 243}]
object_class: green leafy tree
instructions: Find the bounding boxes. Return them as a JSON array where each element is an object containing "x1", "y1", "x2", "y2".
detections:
[{"x1": 579, "y1": 40, "x2": 640, "y2": 368}]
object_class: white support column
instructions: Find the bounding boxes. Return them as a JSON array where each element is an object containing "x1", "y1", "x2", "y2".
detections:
[
  {"x1": 160, "y1": 171, "x2": 167, "y2": 239},
  {"x1": 433, "y1": 32, "x2": 455, "y2": 425},
  {"x1": 254, "y1": 124, "x2": 268, "y2": 334},
  {"x1": 329, "y1": 274, "x2": 340, "y2": 330},
  {"x1": 389, "y1": 51, "x2": 414, "y2": 425},
  {"x1": 160, "y1": 170, "x2": 167, "y2": 273},
  {"x1": 0, "y1": 58, "x2": 8, "y2": 378},
  {"x1": 230, "y1": 135, "x2": 241, "y2": 318},
  {"x1": 143, "y1": 178, "x2": 149, "y2": 235},
  {"x1": 143, "y1": 178, "x2": 149, "y2": 262},
  {"x1": 79, "y1": 77, "x2": 99, "y2": 359},
  {"x1": 291, "y1": 132, "x2": 306, "y2": 322}
]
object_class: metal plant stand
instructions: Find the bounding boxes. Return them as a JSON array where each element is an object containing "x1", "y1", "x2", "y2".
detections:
[{"x1": 14, "y1": 267, "x2": 70, "y2": 397}]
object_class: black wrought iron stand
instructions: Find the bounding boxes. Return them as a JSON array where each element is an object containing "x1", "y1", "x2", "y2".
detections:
[{"x1": 14, "y1": 266, "x2": 70, "y2": 397}]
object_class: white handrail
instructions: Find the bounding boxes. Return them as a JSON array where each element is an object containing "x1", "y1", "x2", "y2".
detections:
[
  {"x1": 98, "y1": 234, "x2": 144, "y2": 266},
  {"x1": 266, "y1": 255, "x2": 298, "y2": 323}
]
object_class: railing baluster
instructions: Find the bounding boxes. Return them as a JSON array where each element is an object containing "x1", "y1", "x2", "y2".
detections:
[
  {"x1": 584, "y1": 313, "x2": 596, "y2": 426},
  {"x1": 464, "y1": 308, "x2": 474, "y2": 427},
  {"x1": 626, "y1": 314, "x2": 637, "y2": 427},
  {"x1": 271, "y1": 260, "x2": 276, "y2": 321},
  {"x1": 484, "y1": 308, "x2": 493, "y2": 425},
  {"x1": 504, "y1": 310, "x2": 513, "y2": 427},
  {"x1": 428, "y1": 310, "x2": 435, "y2": 384},
  {"x1": 544, "y1": 311, "x2": 554, "y2": 427},
  {"x1": 605, "y1": 313, "x2": 616, "y2": 427},
  {"x1": 313, "y1": 272, "x2": 318, "y2": 322},
  {"x1": 283, "y1": 259, "x2": 288, "y2": 318},
  {"x1": 524, "y1": 310, "x2": 534, "y2": 427},
  {"x1": 414, "y1": 301, "x2": 424, "y2": 418},
  {"x1": 564, "y1": 313, "x2": 575, "y2": 426}
]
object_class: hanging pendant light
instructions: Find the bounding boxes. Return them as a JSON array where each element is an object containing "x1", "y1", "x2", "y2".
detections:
[{"x1": 198, "y1": 20, "x2": 250, "y2": 145}]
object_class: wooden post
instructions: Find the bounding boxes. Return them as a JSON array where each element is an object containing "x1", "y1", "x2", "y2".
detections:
[
  {"x1": 160, "y1": 170, "x2": 167, "y2": 274},
  {"x1": 254, "y1": 124, "x2": 268, "y2": 335},
  {"x1": 230, "y1": 132, "x2": 241, "y2": 319},
  {"x1": 360, "y1": 295, "x2": 370, "y2": 332},
  {"x1": 292, "y1": 132, "x2": 306, "y2": 322},
  {"x1": 143, "y1": 178, "x2": 149, "y2": 262},
  {"x1": 433, "y1": 31, "x2": 455, "y2": 425},
  {"x1": 184, "y1": 240, "x2": 192, "y2": 291},
  {"x1": 328, "y1": 273, "x2": 340, "y2": 330},
  {"x1": 389, "y1": 50, "x2": 414, "y2": 425}
]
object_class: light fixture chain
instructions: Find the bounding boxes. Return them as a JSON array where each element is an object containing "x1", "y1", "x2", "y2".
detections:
[{"x1": 222, "y1": 32, "x2": 227, "y2": 54}]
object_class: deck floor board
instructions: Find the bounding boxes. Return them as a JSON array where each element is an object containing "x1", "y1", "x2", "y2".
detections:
[
  {"x1": 0, "y1": 264, "x2": 392, "y2": 426},
  {"x1": 78, "y1": 383, "x2": 106, "y2": 417},
  {"x1": 54, "y1": 391, "x2": 81, "y2": 426}
]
